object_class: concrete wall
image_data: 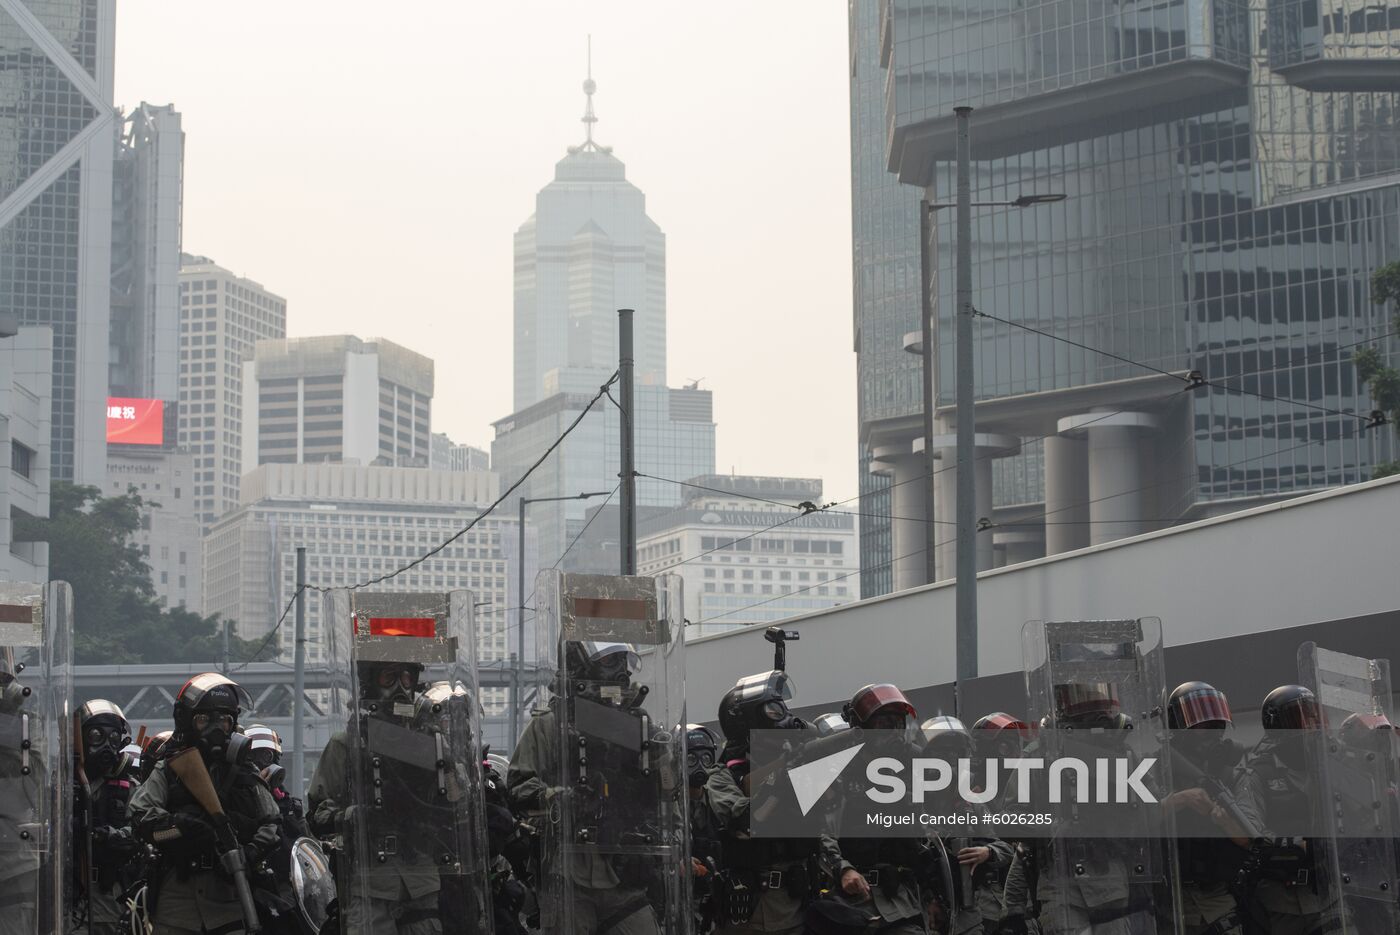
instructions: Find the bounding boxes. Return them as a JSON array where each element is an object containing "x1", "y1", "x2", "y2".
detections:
[{"x1": 682, "y1": 475, "x2": 1400, "y2": 721}]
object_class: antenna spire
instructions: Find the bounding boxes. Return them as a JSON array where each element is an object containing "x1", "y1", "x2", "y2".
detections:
[{"x1": 572, "y1": 35, "x2": 610, "y2": 154}]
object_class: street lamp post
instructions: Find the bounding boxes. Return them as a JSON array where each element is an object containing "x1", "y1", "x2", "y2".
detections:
[
  {"x1": 512, "y1": 490, "x2": 613, "y2": 745},
  {"x1": 921, "y1": 106, "x2": 1065, "y2": 711}
]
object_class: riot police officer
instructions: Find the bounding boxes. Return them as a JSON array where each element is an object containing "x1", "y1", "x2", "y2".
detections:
[
  {"x1": 685, "y1": 724, "x2": 724, "y2": 933},
  {"x1": 705, "y1": 668, "x2": 815, "y2": 935},
  {"x1": 1160, "y1": 682, "x2": 1251, "y2": 935},
  {"x1": 508, "y1": 641, "x2": 664, "y2": 935},
  {"x1": 1234, "y1": 684, "x2": 1346, "y2": 935},
  {"x1": 970, "y1": 713, "x2": 1037, "y2": 935},
  {"x1": 78, "y1": 699, "x2": 146, "y2": 935},
  {"x1": 129, "y1": 672, "x2": 280, "y2": 935},
  {"x1": 242, "y1": 725, "x2": 309, "y2": 935},
  {"x1": 821, "y1": 686, "x2": 937, "y2": 935},
  {"x1": 919, "y1": 715, "x2": 1013, "y2": 935},
  {"x1": 308, "y1": 659, "x2": 446, "y2": 935}
]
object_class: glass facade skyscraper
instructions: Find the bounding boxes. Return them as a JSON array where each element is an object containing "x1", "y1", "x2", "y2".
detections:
[
  {"x1": 854, "y1": 0, "x2": 1400, "y2": 584},
  {"x1": 0, "y1": 0, "x2": 115, "y2": 485}
]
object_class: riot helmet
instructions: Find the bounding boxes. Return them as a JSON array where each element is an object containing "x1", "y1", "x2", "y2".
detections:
[
  {"x1": 1053, "y1": 681, "x2": 1127, "y2": 729},
  {"x1": 813, "y1": 712, "x2": 852, "y2": 738},
  {"x1": 120, "y1": 742, "x2": 144, "y2": 778},
  {"x1": 172, "y1": 672, "x2": 253, "y2": 759},
  {"x1": 1261, "y1": 684, "x2": 1322, "y2": 733},
  {"x1": 1339, "y1": 712, "x2": 1397, "y2": 755},
  {"x1": 1166, "y1": 681, "x2": 1232, "y2": 730},
  {"x1": 564, "y1": 641, "x2": 641, "y2": 704},
  {"x1": 79, "y1": 699, "x2": 131, "y2": 778},
  {"x1": 921, "y1": 715, "x2": 974, "y2": 759},
  {"x1": 684, "y1": 723, "x2": 720, "y2": 788},
  {"x1": 717, "y1": 669, "x2": 804, "y2": 751},
  {"x1": 844, "y1": 683, "x2": 917, "y2": 732},
  {"x1": 245, "y1": 724, "x2": 282, "y2": 771},
  {"x1": 972, "y1": 712, "x2": 1032, "y2": 760}
]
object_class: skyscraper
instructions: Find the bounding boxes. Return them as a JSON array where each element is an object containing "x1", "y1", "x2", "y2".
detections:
[
  {"x1": 0, "y1": 0, "x2": 116, "y2": 486},
  {"x1": 494, "y1": 65, "x2": 714, "y2": 571},
  {"x1": 512, "y1": 61, "x2": 666, "y2": 411},
  {"x1": 178, "y1": 254, "x2": 287, "y2": 526},
  {"x1": 110, "y1": 102, "x2": 183, "y2": 402},
  {"x1": 849, "y1": 1, "x2": 924, "y2": 598},
  {"x1": 858, "y1": 0, "x2": 1400, "y2": 585},
  {"x1": 240, "y1": 335, "x2": 433, "y2": 471}
]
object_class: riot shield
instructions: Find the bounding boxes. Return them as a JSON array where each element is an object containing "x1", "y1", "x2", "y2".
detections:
[
  {"x1": 0, "y1": 581, "x2": 73, "y2": 935},
  {"x1": 528, "y1": 571, "x2": 690, "y2": 935},
  {"x1": 1298, "y1": 642, "x2": 1398, "y2": 934},
  {"x1": 322, "y1": 589, "x2": 493, "y2": 935},
  {"x1": 289, "y1": 837, "x2": 336, "y2": 935},
  {"x1": 1022, "y1": 618, "x2": 1181, "y2": 935}
]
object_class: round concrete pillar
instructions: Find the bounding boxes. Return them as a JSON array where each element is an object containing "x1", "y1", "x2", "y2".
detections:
[
  {"x1": 871, "y1": 442, "x2": 928, "y2": 592},
  {"x1": 1058, "y1": 412, "x2": 1160, "y2": 547},
  {"x1": 928, "y1": 432, "x2": 1020, "y2": 577},
  {"x1": 1043, "y1": 434, "x2": 1089, "y2": 555}
]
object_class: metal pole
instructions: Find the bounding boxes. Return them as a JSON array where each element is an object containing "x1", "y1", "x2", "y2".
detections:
[
  {"x1": 919, "y1": 200, "x2": 937, "y2": 586},
  {"x1": 514, "y1": 497, "x2": 527, "y2": 744},
  {"x1": 954, "y1": 106, "x2": 978, "y2": 692},
  {"x1": 292, "y1": 546, "x2": 306, "y2": 801},
  {"x1": 618, "y1": 309, "x2": 637, "y2": 575},
  {"x1": 222, "y1": 619, "x2": 229, "y2": 674}
]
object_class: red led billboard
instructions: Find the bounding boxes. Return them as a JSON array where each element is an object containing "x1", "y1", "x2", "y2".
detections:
[{"x1": 106, "y1": 397, "x2": 164, "y2": 446}]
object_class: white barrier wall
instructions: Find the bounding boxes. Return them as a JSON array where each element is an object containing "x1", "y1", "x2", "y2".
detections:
[{"x1": 682, "y1": 475, "x2": 1400, "y2": 718}]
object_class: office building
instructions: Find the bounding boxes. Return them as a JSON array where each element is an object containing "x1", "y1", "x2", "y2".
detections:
[
  {"x1": 856, "y1": 0, "x2": 1400, "y2": 587},
  {"x1": 110, "y1": 103, "x2": 183, "y2": 402},
  {"x1": 493, "y1": 383, "x2": 715, "y2": 571},
  {"x1": 178, "y1": 254, "x2": 287, "y2": 526},
  {"x1": 431, "y1": 432, "x2": 489, "y2": 473},
  {"x1": 636, "y1": 475, "x2": 858, "y2": 638},
  {"x1": 512, "y1": 67, "x2": 666, "y2": 411},
  {"x1": 106, "y1": 442, "x2": 201, "y2": 611},
  {"x1": 204, "y1": 463, "x2": 513, "y2": 671},
  {"x1": 0, "y1": 0, "x2": 116, "y2": 485},
  {"x1": 240, "y1": 335, "x2": 433, "y2": 472},
  {"x1": 1, "y1": 326, "x2": 53, "y2": 581}
]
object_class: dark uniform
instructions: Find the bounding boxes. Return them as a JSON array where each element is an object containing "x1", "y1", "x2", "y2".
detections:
[
  {"x1": 685, "y1": 725, "x2": 724, "y2": 934},
  {"x1": 129, "y1": 674, "x2": 280, "y2": 935},
  {"x1": 78, "y1": 700, "x2": 146, "y2": 935}
]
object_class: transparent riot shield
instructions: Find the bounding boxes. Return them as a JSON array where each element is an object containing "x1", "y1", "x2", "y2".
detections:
[
  {"x1": 0, "y1": 581, "x2": 73, "y2": 935},
  {"x1": 1298, "y1": 642, "x2": 1398, "y2": 934},
  {"x1": 527, "y1": 571, "x2": 690, "y2": 935},
  {"x1": 321, "y1": 589, "x2": 493, "y2": 935},
  {"x1": 1022, "y1": 618, "x2": 1181, "y2": 935}
]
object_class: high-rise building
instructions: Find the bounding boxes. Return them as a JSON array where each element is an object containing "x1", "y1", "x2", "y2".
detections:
[
  {"x1": 849, "y1": 1, "x2": 924, "y2": 599},
  {"x1": 858, "y1": 0, "x2": 1400, "y2": 586},
  {"x1": 636, "y1": 475, "x2": 858, "y2": 638},
  {"x1": 1, "y1": 325, "x2": 54, "y2": 581},
  {"x1": 110, "y1": 102, "x2": 183, "y2": 402},
  {"x1": 105, "y1": 442, "x2": 201, "y2": 612},
  {"x1": 178, "y1": 254, "x2": 287, "y2": 527},
  {"x1": 240, "y1": 335, "x2": 433, "y2": 472},
  {"x1": 203, "y1": 463, "x2": 515, "y2": 744},
  {"x1": 0, "y1": 0, "x2": 116, "y2": 486},
  {"x1": 431, "y1": 432, "x2": 489, "y2": 473},
  {"x1": 492, "y1": 384, "x2": 716, "y2": 570},
  {"x1": 512, "y1": 67, "x2": 666, "y2": 411},
  {"x1": 495, "y1": 70, "x2": 715, "y2": 572}
]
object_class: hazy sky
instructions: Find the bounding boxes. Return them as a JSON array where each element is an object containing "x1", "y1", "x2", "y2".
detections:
[{"x1": 114, "y1": 3, "x2": 859, "y2": 501}]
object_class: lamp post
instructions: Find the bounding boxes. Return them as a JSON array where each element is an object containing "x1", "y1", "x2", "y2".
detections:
[
  {"x1": 920, "y1": 107, "x2": 1066, "y2": 709},
  {"x1": 512, "y1": 490, "x2": 613, "y2": 745}
]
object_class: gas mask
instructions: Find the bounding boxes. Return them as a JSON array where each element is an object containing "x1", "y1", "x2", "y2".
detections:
[
  {"x1": 755, "y1": 699, "x2": 806, "y2": 733},
  {"x1": 84, "y1": 721, "x2": 131, "y2": 778},
  {"x1": 365, "y1": 663, "x2": 422, "y2": 710}
]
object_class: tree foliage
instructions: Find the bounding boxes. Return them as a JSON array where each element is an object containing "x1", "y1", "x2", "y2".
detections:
[
  {"x1": 14, "y1": 483, "x2": 275, "y2": 665},
  {"x1": 1361, "y1": 262, "x2": 1400, "y2": 478}
]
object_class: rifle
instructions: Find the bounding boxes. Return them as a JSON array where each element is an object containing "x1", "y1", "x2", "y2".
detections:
[
  {"x1": 167, "y1": 747, "x2": 262, "y2": 933},
  {"x1": 1168, "y1": 746, "x2": 1263, "y2": 841}
]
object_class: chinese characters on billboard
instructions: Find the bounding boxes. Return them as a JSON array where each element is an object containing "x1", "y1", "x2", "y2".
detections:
[{"x1": 106, "y1": 397, "x2": 164, "y2": 446}]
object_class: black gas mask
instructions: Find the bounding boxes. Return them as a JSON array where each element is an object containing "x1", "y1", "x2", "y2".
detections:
[
  {"x1": 84, "y1": 718, "x2": 131, "y2": 778},
  {"x1": 685, "y1": 725, "x2": 719, "y2": 789},
  {"x1": 362, "y1": 662, "x2": 424, "y2": 710}
]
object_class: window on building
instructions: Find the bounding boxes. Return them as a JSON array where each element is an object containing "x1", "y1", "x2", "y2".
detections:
[{"x1": 10, "y1": 441, "x2": 34, "y2": 479}]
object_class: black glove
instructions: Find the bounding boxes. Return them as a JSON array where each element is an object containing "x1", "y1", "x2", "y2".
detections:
[{"x1": 94, "y1": 825, "x2": 140, "y2": 855}]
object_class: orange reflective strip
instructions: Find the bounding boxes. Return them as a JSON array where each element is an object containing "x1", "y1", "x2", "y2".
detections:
[{"x1": 368, "y1": 617, "x2": 436, "y2": 638}]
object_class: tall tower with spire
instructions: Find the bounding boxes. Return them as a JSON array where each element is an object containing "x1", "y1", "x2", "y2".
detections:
[{"x1": 511, "y1": 49, "x2": 666, "y2": 410}]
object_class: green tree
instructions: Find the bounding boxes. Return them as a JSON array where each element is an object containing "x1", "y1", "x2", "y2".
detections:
[
  {"x1": 15, "y1": 482, "x2": 275, "y2": 665},
  {"x1": 1359, "y1": 262, "x2": 1400, "y2": 478}
]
